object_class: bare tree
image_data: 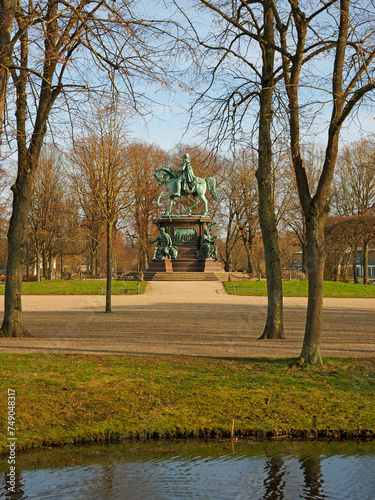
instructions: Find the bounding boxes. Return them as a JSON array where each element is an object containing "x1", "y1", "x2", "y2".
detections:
[
  {"x1": 0, "y1": 0, "x2": 177, "y2": 336},
  {"x1": 126, "y1": 142, "x2": 169, "y2": 271},
  {"x1": 280, "y1": 144, "x2": 324, "y2": 274},
  {"x1": 333, "y1": 139, "x2": 375, "y2": 217},
  {"x1": 224, "y1": 150, "x2": 259, "y2": 274},
  {"x1": 28, "y1": 146, "x2": 65, "y2": 280},
  {"x1": 69, "y1": 166, "x2": 106, "y2": 279},
  {"x1": 70, "y1": 104, "x2": 133, "y2": 312},
  {"x1": 325, "y1": 215, "x2": 375, "y2": 281},
  {"x1": 276, "y1": 0, "x2": 375, "y2": 362},
  {"x1": 332, "y1": 138, "x2": 375, "y2": 283},
  {"x1": 219, "y1": 183, "x2": 242, "y2": 272}
]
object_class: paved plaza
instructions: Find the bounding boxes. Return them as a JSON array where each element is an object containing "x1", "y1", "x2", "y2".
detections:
[{"x1": 0, "y1": 281, "x2": 374, "y2": 358}]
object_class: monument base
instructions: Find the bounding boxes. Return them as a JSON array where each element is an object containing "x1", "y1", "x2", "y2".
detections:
[
  {"x1": 144, "y1": 215, "x2": 225, "y2": 280},
  {"x1": 147, "y1": 259, "x2": 173, "y2": 273}
]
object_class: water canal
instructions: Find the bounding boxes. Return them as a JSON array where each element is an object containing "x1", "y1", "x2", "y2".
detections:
[{"x1": 1, "y1": 439, "x2": 375, "y2": 499}]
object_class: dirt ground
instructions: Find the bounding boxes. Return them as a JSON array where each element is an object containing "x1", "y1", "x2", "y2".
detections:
[{"x1": 0, "y1": 281, "x2": 374, "y2": 358}]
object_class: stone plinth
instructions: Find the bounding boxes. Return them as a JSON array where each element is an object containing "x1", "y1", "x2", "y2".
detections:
[
  {"x1": 145, "y1": 215, "x2": 225, "y2": 276},
  {"x1": 146, "y1": 259, "x2": 173, "y2": 272}
]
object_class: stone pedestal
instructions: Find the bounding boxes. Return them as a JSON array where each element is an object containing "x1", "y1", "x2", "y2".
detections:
[
  {"x1": 146, "y1": 215, "x2": 225, "y2": 275},
  {"x1": 146, "y1": 259, "x2": 173, "y2": 272}
]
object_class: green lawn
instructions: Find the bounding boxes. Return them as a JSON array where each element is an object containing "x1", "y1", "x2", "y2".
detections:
[
  {"x1": 0, "y1": 278, "x2": 373, "y2": 297},
  {"x1": 0, "y1": 354, "x2": 374, "y2": 453},
  {"x1": 225, "y1": 279, "x2": 375, "y2": 298},
  {"x1": 0, "y1": 279, "x2": 146, "y2": 295}
]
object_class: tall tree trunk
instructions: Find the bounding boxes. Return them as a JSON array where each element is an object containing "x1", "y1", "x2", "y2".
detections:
[
  {"x1": 90, "y1": 238, "x2": 98, "y2": 278},
  {"x1": 143, "y1": 236, "x2": 150, "y2": 271},
  {"x1": 257, "y1": 0, "x2": 284, "y2": 339},
  {"x1": 42, "y1": 244, "x2": 47, "y2": 279},
  {"x1": 301, "y1": 242, "x2": 307, "y2": 275},
  {"x1": 2, "y1": 0, "x2": 85, "y2": 335},
  {"x1": 224, "y1": 251, "x2": 232, "y2": 272},
  {"x1": 106, "y1": 222, "x2": 113, "y2": 313},
  {"x1": 352, "y1": 245, "x2": 358, "y2": 283},
  {"x1": 90, "y1": 252, "x2": 94, "y2": 277},
  {"x1": 36, "y1": 242, "x2": 41, "y2": 281},
  {"x1": 1, "y1": 176, "x2": 35, "y2": 336},
  {"x1": 60, "y1": 241, "x2": 63, "y2": 277},
  {"x1": 333, "y1": 260, "x2": 339, "y2": 282},
  {"x1": 363, "y1": 238, "x2": 369, "y2": 285},
  {"x1": 48, "y1": 251, "x2": 52, "y2": 280},
  {"x1": 245, "y1": 245, "x2": 254, "y2": 275},
  {"x1": 341, "y1": 247, "x2": 352, "y2": 282},
  {"x1": 94, "y1": 241, "x2": 98, "y2": 277},
  {"x1": 1, "y1": 75, "x2": 54, "y2": 334},
  {"x1": 25, "y1": 241, "x2": 29, "y2": 282},
  {"x1": 0, "y1": 0, "x2": 16, "y2": 144},
  {"x1": 280, "y1": 0, "x2": 350, "y2": 362},
  {"x1": 144, "y1": 249, "x2": 149, "y2": 271},
  {"x1": 241, "y1": 233, "x2": 255, "y2": 274},
  {"x1": 300, "y1": 208, "x2": 326, "y2": 363}
]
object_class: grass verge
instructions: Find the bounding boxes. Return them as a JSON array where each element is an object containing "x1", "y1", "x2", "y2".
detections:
[
  {"x1": 225, "y1": 279, "x2": 375, "y2": 298},
  {"x1": 0, "y1": 279, "x2": 146, "y2": 295},
  {"x1": 1, "y1": 354, "x2": 374, "y2": 453}
]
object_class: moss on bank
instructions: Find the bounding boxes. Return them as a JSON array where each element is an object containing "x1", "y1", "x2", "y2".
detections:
[{"x1": 1, "y1": 354, "x2": 374, "y2": 453}]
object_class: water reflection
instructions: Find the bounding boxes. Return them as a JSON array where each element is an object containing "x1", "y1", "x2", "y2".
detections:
[
  {"x1": 1, "y1": 440, "x2": 375, "y2": 499},
  {"x1": 301, "y1": 455, "x2": 326, "y2": 499},
  {"x1": 263, "y1": 455, "x2": 286, "y2": 500}
]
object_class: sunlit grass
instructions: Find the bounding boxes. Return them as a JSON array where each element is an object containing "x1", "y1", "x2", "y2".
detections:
[
  {"x1": 1, "y1": 354, "x2": 374, "y2": 452},
  {"x1": 0, "y1": 279, "x2": 146, "y2": 295},
  {"x1": 224, "y1": 280, "x2": 375, "y2": 298}
]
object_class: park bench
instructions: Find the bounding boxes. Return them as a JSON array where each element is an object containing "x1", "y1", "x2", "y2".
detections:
[{"x1": 99, "y1": 283, "x2": 141, "y2": 294}]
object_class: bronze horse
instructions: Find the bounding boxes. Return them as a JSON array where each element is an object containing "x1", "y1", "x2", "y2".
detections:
[{"x1": 154, "y1": 167, "x2": 218, "y2": 216}]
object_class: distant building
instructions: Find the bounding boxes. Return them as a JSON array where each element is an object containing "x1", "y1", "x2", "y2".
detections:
[{"x1": 356, "y1": 249, "x2": 375, "y2": 278}]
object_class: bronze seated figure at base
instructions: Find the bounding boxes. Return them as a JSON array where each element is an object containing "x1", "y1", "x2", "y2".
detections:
[
  {"x1": 149, "y1": 227, "x2": 178, "y2": 261},
  {"x1": 196, "y1": 227, "x2": 218, "y2": 261}
]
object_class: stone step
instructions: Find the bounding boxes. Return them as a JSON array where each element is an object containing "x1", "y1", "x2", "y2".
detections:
[{"x1": 143, "y1": 272, "x2": 228, "y2": 282}]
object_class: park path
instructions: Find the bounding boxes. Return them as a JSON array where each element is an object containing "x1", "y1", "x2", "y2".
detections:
[{"x1": 0, "y1": 281, "x2": 374, "y2": 358}]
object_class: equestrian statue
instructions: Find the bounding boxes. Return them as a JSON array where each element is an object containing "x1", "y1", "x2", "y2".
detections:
[{"x1": 154, "y1": 153, "x2": 218, "y2": 216}]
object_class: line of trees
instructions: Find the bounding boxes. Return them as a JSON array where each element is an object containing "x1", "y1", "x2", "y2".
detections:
[
  {"x1": 1, "y1": 125, "x2": 375, "y2": 341},
  {"x1": 5, "y1": 137, "x2": 226, "y2": 279},
  {"x1": 2, "y1": 133, "x2": 373, "y2": 286},
  {"x1": 0, "y1": 126, "x2": 374, "y2": 346}
]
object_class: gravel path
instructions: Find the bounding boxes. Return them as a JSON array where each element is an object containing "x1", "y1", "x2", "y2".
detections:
[{"x1": 0, "y1": 281, "x2": 374, "y2": 358}]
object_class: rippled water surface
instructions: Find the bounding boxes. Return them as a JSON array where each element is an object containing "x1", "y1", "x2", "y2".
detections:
[{"x1": 1, "y1": 440, "x2": 375, "y2": 499}]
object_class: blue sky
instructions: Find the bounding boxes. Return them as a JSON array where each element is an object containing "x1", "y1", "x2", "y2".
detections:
[
  {"x1": 135, "y1": 104, "x2": 195, "y2": 152},
  {"x1": 136, "y1": 87, "x2": 375, "y2": 154},
  {"x1": 130, "y1": 1, "x2": 375, "y2": 153}
]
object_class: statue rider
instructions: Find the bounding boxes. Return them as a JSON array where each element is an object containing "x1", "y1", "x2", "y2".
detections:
[{"x1": 173, "y1": 153, "x2": 197, "y2": 196}]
